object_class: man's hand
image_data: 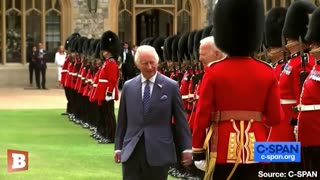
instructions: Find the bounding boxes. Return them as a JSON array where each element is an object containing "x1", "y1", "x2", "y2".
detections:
[
  {"x1": 114, "y1": 151, "x2": 121, "y2": 163},
  {"x1": 181, "y1": 152, "x2": 193, "y2": 167}
]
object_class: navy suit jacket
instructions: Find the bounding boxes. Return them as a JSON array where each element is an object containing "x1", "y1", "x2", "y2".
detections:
[
  {"x1": 115, "y1": 73, "x2": 191, "y2": 166},
  {"x1": 34, "y1": 49, "x2": 47, "y2": 68}
]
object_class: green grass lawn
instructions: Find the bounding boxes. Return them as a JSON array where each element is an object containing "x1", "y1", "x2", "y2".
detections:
[{"x1": 0, "y1": 109, "x2": 179, "y2": 180}]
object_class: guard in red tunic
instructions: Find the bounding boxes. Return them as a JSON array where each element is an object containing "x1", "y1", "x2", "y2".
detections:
[
  {"x1": 279, "y1": 1, "x2": 316, "y2": 141},
  {"x1": 192, "y1": 1, "x2": 281, "y2": 179},
  {"x1": 92, "y1": 31, "x2": 120, "y2": 143},
  {"x1": 297, "y1": 7, "x2": 320, "y2": 173},
  {"x1": 61, "y1": 33, "x2": 81, "y2": 116}
]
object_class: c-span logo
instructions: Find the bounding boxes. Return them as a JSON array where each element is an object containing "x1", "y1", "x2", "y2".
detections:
[
  {"x1": 7, "y1": 149, "x2": 29, "y2": 173},
  {"x1": 254, "y1": 142, "x2": 301, "y2": 163}
]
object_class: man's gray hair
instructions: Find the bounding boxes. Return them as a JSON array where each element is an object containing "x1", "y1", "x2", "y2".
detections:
[
  {"x1": 134, "y1": 45, "x2": 160, "y2": 63},
  {"x1": 200, "y1": 36, "x2": 215, "y2": 49}
]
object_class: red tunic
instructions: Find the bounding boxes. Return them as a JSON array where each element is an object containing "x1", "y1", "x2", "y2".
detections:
[
  {"x1": 89, "y1": 67, "x2": 102, "y2": 102},
  {"x1": 64, "y1": 62, "x2": 74, "y2": 88},
  {"x1": 276, "y1": 53, "x2": 315, "y2": 141},
  {"x1": 78, "y1": 66, "x2": 88, "y2": 94},
  {"x1": 192, "y1": 57, "x2": 281, "y2": 164},
  {"x1": 83, "y1": 69, "x2": 92, "y2": 97},
  {"x1": 179, "y1": 71, "x2": 190, "y2": 110},
  {"x1": 273, "y1": 60, "x2": 285, "y2": 81},
  {"x1": 298, "y1": 64, "x2": 320, "y2": 146},
  {"x1": 92, "y1": 58, "x2": 119, "y2": 101},
  {"x1": 75, "y1": 64, "x2": 84, "y2": 91},
  {"x1": 61, "y1": 56, "x2": 70, "y2": 85}
]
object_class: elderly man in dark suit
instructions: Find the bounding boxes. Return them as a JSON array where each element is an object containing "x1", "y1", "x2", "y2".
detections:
[{"x1": 114, "y1": 45, "x2": 192, "y2": 180}]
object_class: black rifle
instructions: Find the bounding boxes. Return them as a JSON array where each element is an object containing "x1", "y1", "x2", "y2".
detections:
[
  {"x1": 298, "y1": 36, "x2": 309, "y2": 90},
  {"x1": 281, "y1": 35, "x2": 288, "y2": 70}
]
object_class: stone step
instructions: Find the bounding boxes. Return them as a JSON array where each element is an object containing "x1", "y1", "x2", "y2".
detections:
[{"x1": 0, "y1": 63, "x2": 60, "y2": 88}]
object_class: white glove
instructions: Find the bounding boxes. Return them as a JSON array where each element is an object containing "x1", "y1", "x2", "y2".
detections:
[
  {"x1": 194, "y1": 160, "x2": 206, "y2": 171},
  {"x1": 105, "y1": 96, "x2": 113, "y2": 102},
  {"x1": 294, "y1": 125, "x2": 298, "y2": 140}
]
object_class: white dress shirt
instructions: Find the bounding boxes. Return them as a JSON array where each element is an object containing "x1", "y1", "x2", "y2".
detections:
[{"x1": 141, "y1": 72, "x2": 157, "y2": 100}]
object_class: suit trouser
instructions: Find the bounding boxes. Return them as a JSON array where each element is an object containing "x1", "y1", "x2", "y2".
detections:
[
  {"x1": 212, "y1": 163, "x2": 262, "y2": 180},
  {"x1": 302, "y1": 146, "x2": 320, "y2": 172},
  {"x1": 122, "y1": 135, "x2": 169, "y2": 180},
  {"x1": 35, "y1": 67, "x2": 46, "y2": 88},
  {"x1": 63, "y1": 86, "x2": 71, "y2": 114},
  {"x1": 29, "y1": 63, "x2": 35, "y2": 84}
]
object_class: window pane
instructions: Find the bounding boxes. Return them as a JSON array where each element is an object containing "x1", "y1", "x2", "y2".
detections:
[
  {"x1": 35, "y1": 0, "x2": 41, "y2": 10},
  {"x1": 46, "y1": 15, "x2": 61, "y2": 62},
  {"x1": 275, "y1": 0, "x2": 281, "y2": 7},
  {"x1": 186, "y1": 0, "x2": 191, "y2": 11},
  {"x1": 165, "y1": 0, "x2": 173, "y2": 4},
  {"x1": 146, "y1": 0, "x2": 152, "y2": 4},
  {"x1": 119, "y1": 0, "x2": 124, "y2": 11},
  {"x1": 26, "y1": 14, "x2": 41, "y2": 61},
  {"x1": 46, "y1": 0, "x2": 51, "y2": 10},
  {"x1": 54, "y1": 0, "x2": 61, "y2": 9},
  {"x1": 266, "y1": 0, "x2": 272, "y2": 11},
  {"x1": 137, "y1": 0, "x2": 144, "y2": 4},
  {"x1": 178, "y1": 11, "x2": 190, "y2": 34},
  {"x1": 156, "y1": 0, "x2": 163, "y2": 4},
  {"x1": 126, "y1": 0, "x2": 133, "y2": 11},
  {"x1": 6, "y1": 15, "x2": 21, "y2": 62},
  {"x1": 15, "y1": 0, "x2": 21, "y2": 11},
  {"x1": 118, "y1": 12, "x2": 132, "y2": 44},
  {"x1": 178, "y1": 0, "x2": 183, "y2": 10}
]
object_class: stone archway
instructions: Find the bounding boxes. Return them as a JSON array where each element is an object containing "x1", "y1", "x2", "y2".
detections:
[{"x1": 108, "y1": 0, "x2": 205, "y2": 45}]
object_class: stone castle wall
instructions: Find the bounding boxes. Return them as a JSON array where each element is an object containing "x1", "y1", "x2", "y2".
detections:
[{"x1": 72, "y1": 0, "x2": 109, "y2": 38}]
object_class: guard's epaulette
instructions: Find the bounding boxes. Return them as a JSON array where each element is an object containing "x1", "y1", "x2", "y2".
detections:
[
  {"x1": 208, "y1": 57, "x2": 227, "y2": 67},
  {"x1": 253, "y1": 58, "x2": 273, "y2": 69}
]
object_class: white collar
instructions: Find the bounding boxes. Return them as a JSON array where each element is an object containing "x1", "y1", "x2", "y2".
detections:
[{"x1": 141, "y1": 72, "x2": 157, "y2": 84}]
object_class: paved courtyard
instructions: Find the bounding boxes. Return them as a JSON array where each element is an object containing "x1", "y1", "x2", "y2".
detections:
[{"x1": 0, "y1": 87, "x2": 120, "y2": 110}]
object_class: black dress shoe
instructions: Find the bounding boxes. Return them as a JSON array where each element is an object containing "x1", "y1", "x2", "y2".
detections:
[{"x1": 61, "y1": 112, "x2": 68, "y2": 115}]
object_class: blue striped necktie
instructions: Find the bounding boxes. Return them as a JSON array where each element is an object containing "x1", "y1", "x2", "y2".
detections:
[{"x1": 143, "y1": 80, "x2": 150, "y2": 113}]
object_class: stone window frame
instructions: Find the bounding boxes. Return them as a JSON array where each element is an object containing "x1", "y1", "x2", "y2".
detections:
[
  {"x1": 0, "y1": 0, "x2": 72, "y2": 64},
  {"x1": 110, "y1": 0, "x2": 203, "y2": 46}
]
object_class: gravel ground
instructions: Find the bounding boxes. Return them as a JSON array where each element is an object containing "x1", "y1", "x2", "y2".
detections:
[{"x1": 0, "y1": 87, "x2": 120, "y2": 110}]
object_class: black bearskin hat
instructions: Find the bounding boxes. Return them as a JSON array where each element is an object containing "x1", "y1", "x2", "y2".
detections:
[
  {"x1": 100, "y1": 31, "x2": 121, "y2": 57},
  {"x1": 201, "y1": 25, "x2": 213, "y2": 39},
  {"x1": 76, "y1": 37, "x2": 88, "y2": 54},
  {"x1": 94, "y1": 40, "x2": 101, "y2": 59},
  {"x1": 305, "y1": 8, "x2": 320, "y2": 43},
  {"x1": 70, "y1": 37, "x2": 80, "y2": 53},
  {"x1": 282, "y1": 0, "x2": 316, "y2": 41},
  {"x1": 213, "y1": 0, "x2": 265, "y2": 56},
  {"x1": 83, "y1": 38, "x2": 93, "y2": 56},
  {"x1": 152, "y1": 37, "x2": 165, "y2": 62},
  {"x1": 188, "y1": 31, "x2": 196, "y2": 60},
  {"x1": 193, "y1": 29, "x2": 203, "y2": 60},
  {"x1": 178, "y1": 32, "x2": 190, "y2": 61},
  {"x1": 265, "y1": 7, "x2": 287, "y2": 47},
  {"x1": 171, "y1": 35, "x2": 180, "y2": 62},
  {"x1": 163, "y1": 35, "x2": 176, "y2": 61},
  {"x1": 65, "y1": 33, "x2": 81, "y2": 51}
]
